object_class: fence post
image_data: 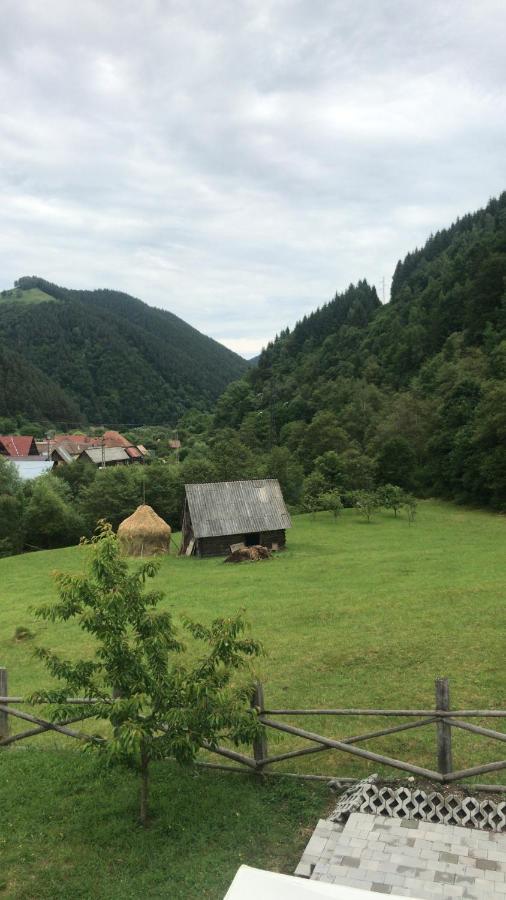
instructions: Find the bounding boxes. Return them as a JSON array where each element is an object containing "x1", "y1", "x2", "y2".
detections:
[
  {"x1": 0, "y1": 668, "x2": 9, "y2": 743},
  {"x1": 435, "y1": 677, "x2": 452, "y2": 779},
  {"x1": 251, "y1": 681, "x2": 268, "y2": 772}
]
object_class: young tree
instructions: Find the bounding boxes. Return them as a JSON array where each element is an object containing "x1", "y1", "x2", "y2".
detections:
[
  {"x1": 351, "y1": 489, "x2": 379, "y2": 523},
  {"x1": 404, "y1": 494, "x2": 418, "y2": 525},
  {"x1": 319, "y1": 490, "x2": 343, "y2": 520},
  {"x1": 32, "y1": 523, "x2": 262, "y2": 826},
  {"x1": 376, "y1": 483, "x2": 406, "y2": 517}
]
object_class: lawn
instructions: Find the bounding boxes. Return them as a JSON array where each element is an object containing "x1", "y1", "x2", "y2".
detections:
[
  {"x1": 2, "y1": 501, "x2": 506, "y2": 773},
  {"x1": 1, "y1": 751, "x2": 327, "y2": 899},
  {"x1": 1, "y1": 500, "x2": 506, "y2": 897}
]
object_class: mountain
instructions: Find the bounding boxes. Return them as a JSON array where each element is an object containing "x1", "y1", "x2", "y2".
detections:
[
  {"x1": 199, "y1": 191, "x2": 506, "y2": 509},
  {"x1": 0, "y1": 277, "x2": 248, "y2": 426}
]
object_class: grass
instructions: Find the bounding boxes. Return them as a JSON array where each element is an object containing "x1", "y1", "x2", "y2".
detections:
[
  {"x1": 0, "y1": 288, "x2": 58, "y2": 305},
  {"x1": 1, "y1": 751, "x2": 327, "y2": 899},
  {"x1": 1, "y1": 500, "x2": 506, "y2": 896}
]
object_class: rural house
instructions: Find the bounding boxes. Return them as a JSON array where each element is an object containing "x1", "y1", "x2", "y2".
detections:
[
  {"x1": 78, "y1": 447, "x2": 134, "y2": 467},
  {"x1": 0, "y1": 435, "x2": 39, "y2": 457},
  {"x1": 180, "y1": 479, "x2": 292, "y2": 557},
  {"x1": 43, "y1": 432, "x2": 147, "y2": 466}
]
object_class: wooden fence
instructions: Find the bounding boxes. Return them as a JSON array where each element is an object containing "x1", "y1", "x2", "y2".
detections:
[{"x1": 2, "y1": 669, "x2": 506, "y2": 789}]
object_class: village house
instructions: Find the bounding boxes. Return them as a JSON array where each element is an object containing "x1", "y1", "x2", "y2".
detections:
[
  {"x1": 0, "y1": 435, "x2": 53, "y2": 479},
  {"x1": 38, "y1": 431, "x2": 147, "y2": 466},
  {"x1": 78, "y1": 447, "x2": 135, "y2": 467},
  {"x1": 0, "y1": 435, "x2": 39, "y2": 457}
]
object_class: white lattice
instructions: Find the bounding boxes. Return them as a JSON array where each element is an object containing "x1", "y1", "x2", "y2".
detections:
[{"x1": 355, "y1": 782, "x2": 506, "y2": 832}]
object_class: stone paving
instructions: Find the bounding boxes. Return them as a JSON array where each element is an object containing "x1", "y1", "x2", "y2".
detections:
[{"x1": 295, "y1": 812, "x2": 506, "y2": 897}]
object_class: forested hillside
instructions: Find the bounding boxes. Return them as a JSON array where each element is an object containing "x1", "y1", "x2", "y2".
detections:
[
  {"x1": 0, "y1": 277, "x2": 247, "y2": 426},
  {"x1": 0, "y1": 342, "x2": 82, "y2": 427},
  {"x1": 182, "y1": 192, "x2": 506, "y2": 509}
]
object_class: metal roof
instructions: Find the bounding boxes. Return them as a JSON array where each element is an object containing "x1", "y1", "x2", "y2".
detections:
[
  {"x1": 185, "y1": 479, "x2": 292, "y2": 538},
  {"x1": 80, "y1": 447, "x2": 131, "y2": 464},
  {"x1": 52, "y1": 445, "x2": 74, "y2": 464}
]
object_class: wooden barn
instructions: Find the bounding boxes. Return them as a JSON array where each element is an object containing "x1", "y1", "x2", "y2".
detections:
[{"x1": 180, "y1": 479, "x2": 292, "y2": 558}]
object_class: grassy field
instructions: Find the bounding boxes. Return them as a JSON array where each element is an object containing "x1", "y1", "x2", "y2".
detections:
[
  {"x1": 0, "y1": 288, "x2": 58, "y2": 305},
  {"x1": 2, "y1": 502, "x2": 505, "y2": 735},
  {"x1": 1, "y1": 501, "x2": 506, "y2": 897}
]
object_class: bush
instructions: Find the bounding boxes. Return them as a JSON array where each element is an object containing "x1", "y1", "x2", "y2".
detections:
[{"x1": 23, "y1": 476, "x2": 84, "y2": 549}]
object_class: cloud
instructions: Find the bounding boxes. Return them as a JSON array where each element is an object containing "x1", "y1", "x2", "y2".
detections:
[{"x1": 0, "y1": 0, "x2": 505, "y2": 355}]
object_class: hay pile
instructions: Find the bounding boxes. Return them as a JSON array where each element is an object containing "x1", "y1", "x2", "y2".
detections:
[
  {"x1": 117, "y1": 504, "x2": 171, "y2": 557},
  {"x1": 224, "y1": 545, "x2": 271, "y2": 563}
]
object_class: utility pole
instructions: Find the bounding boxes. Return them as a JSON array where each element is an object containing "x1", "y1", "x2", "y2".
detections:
[{"x1": 101, "y1": 436, "x2": 105, "y2": 469}]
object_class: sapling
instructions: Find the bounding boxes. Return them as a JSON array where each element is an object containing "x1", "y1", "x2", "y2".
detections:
[{"x1": 32, "y1": 522, "x2": 262, "y2": 825}]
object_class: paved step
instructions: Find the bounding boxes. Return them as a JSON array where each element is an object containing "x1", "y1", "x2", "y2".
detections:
[{"x1": 296, "y1": 812, "x2": 506, "y2": 898}]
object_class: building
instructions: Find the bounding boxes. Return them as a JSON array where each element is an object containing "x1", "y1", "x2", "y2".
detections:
[
  {"x1": 78, "y1": 447, "x2": 134, "y2": 467},
  {"x1": 101, "y1": 431, "x2": 146, "y2": 461},
  {"x1": 180, "y1": 479, "x2": 292, "y2": 557},
  {"x1": 0, "y1": 435, "x2": 39, "y2": 457},
  {"x1": 38, "y1": 432, "x2": 147, "y2": 465}
]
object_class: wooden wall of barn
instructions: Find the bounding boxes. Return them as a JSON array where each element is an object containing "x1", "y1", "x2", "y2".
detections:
[{"x1": 196, "y1": 529, "x2": 286, "y2": 558}]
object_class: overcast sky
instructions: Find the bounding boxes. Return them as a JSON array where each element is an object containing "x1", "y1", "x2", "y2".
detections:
[{"x1": 1, "y1": 1, "x2": 505, "y2": 357}]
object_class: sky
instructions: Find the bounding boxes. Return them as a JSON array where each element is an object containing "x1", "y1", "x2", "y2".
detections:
[{"x1": 1, "y1": 1, "x2": 505, "y2": 358}]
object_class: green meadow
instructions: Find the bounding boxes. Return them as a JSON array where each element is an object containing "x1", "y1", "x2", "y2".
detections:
[{"x1": 1, "y1": 501, "x2": 506, "y2": 897}]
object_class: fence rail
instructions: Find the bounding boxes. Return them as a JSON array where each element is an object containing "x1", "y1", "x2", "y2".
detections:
[{"x1": 2, "y1": 667, "x2": 506, "y2": 787}]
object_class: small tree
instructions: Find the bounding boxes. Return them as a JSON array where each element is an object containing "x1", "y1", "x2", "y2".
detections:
[
  {"x1": 32, "y1": 522, "x2": 262, "y2": 825},
  {"x1": 319, "y1": 490, "x2": 343, "y2": 520},
  {"x1": 404, "y1": 494, "x2": 418, "y2": 525},
  {"x1": 377, "y1": 483, "x2": 406, "y2": 517},
  {"x1": 351, "y1": 489, "x2": 378, "y2": 523}
]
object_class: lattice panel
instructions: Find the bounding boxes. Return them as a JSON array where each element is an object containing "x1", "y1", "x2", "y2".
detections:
[{"x1": 330, "y1": 778, "x2": 506, "y2": 832}]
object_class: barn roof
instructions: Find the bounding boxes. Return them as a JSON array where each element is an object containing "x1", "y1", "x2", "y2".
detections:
[{"x1": 185, "y1": 479, "x2": 292, "y2": 538}]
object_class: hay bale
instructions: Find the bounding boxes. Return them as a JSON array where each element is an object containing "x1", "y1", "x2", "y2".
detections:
[
  {"x1": 224, "y1": 545, "x2": 271, "y2": 564},
  {"x1": 117, "y1": 504, "x2": 171, "y2": 557}
]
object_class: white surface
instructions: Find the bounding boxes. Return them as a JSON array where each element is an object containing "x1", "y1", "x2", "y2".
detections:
[
  {"x1": 223, "y1": 865, "x2": 410, "y2": 899},
  {"x1": 9, "y1": 459, "x2": 54, "y2": 480}
]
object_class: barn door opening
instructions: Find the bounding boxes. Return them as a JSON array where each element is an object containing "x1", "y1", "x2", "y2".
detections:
[{"x1": 245, "y1": 532, "x2": 260, "y2": 547}]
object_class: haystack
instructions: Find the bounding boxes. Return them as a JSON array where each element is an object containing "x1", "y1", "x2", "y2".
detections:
[{"x1": 117, "y1": 505, "x2": 171, "y2": 557}]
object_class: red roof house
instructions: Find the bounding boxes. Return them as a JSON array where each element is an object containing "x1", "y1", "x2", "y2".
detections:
[
  {"x1": 102, "y1": 431, "x2": 144, "y2": 459},
  {"x1": 0, "y1": 435, "x2": 39, "y2": 457}
]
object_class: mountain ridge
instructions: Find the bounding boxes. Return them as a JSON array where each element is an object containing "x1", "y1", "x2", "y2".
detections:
[
  {"x1": 0, "y1": 276, "x2": 248, "y2": 426},
  {"x1": 199, "y1": 190, "x2": 506, "y2": 508}
]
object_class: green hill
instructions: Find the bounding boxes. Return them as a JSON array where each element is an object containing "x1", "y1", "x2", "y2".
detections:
[
  {"x1": 203, "y1": 191, "x2": 506, "y2": 508},
  {"x1": 0, "y1": 277, "x2": 248, "y2": 426}
]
